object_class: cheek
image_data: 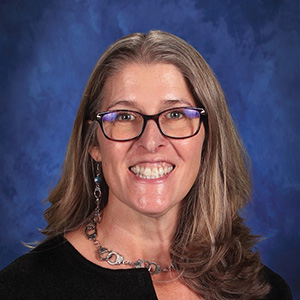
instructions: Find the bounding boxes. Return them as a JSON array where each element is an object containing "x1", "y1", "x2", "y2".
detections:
[
  {"x1": 98, "y1": 136, "x2": 131, "y2": 172},
  {"x1": 179, "y1": 135, "x2": 204, "y2": 160},
  {"x1": 179, "y1": 139, "x2": 204, "y2": 178},
  {"x1": 97, "y1": 131, "x2": 119, "y2": 161}
]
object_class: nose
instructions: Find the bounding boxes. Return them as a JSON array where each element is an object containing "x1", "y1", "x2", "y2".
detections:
[{"x1": 136, "y1": 119, "x2": 167, "y2": 152}]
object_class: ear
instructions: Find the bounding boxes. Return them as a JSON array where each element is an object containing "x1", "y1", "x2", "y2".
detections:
[
  {"x1": 87, "y1": 119, "x2": 102, "y2": 162},
  {"x1": 89, "y1": 145, "x2": 102, "y2": 162}
]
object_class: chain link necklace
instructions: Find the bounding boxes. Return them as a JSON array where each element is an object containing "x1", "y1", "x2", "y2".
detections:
[
  {"x1": 85, "y1": 213, "x2": 174, "y2": 275},
  {"x1": 86, "y1": 170, "x2": 174, "y2": 275}
]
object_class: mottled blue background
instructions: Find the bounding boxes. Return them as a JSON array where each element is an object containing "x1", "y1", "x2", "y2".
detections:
[{"x1": 0, "y1": 0, "x2": 299, "y2": 298}]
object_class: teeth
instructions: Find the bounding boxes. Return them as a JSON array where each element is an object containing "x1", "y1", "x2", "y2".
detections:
[
  {"x1": 158, "y1": 167, "x2": 164, "y2": 175},
  {"x1": 152, "y1": 168, "x2": 158, "y2": 177},
  {"x1": 144, "y1": 167, "x2": 151, "y2": 177},
  {"x1": 130, "y1": 164, "x2": 174, "y2": 179},
  {"x1": 135, "y1": 165, "x2": 140, "y2": 173}
]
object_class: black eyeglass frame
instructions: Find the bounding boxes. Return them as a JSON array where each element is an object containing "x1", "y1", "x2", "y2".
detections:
[{"x1": 95, "y1": 106, "x2": 206, "y2": 142}]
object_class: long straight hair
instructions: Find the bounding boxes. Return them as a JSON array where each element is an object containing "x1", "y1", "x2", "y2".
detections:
[{"x1": 43, "y1": 30, "x2": 270, "y2": 299}]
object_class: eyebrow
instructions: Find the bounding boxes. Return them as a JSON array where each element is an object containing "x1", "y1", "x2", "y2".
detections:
[
  {"x1": 106, "y1": 100, "x2": 137, "y2": 111},
  {"x1": 105, "y1": 99, "x2": 194, "y2": 111},
  {"x1": 160, "y1": 99, "x2": 193, "y2": 107}
]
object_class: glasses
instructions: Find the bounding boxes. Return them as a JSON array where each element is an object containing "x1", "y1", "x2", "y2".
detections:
[{"x1": 95, "y1": 107, "x2": 206, "y2": 141}]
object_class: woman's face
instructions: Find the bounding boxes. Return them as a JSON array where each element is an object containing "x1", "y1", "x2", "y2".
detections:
[{"x1": 90, "y1": 63, "x2": 205, "y2": 218}]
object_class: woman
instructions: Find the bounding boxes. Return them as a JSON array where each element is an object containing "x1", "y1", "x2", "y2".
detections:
[{"x1": 0, "y1": 30, "x2": 292, "y2": 300}]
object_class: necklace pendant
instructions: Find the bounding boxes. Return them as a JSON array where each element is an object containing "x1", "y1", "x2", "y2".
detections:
[
  {"x1": 133, "y1": 260, "x2": 161, "y2": 274},
  {"x1": 147, "y1": 262, "x2": 161, "y2": 274},
  {"x1": 85, "y1": 216, "x2": 173, "y2": 274},
  {"x1": 106, "y1": 251, "x2": 124, "y2": 265},
  {"x1": 134, "y1": 259, "x2": 144, "y2": 268},
  {"x1": 98, "y1": 247, "x2": 109, "y2": 261},
  {"x1": 85, "y1": 221, "x2": 97, "y2": 240}
]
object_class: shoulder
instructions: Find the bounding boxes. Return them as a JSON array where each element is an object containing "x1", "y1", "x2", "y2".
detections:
[
  {"x1": 263, "y1": 265, "x2": 293, "y2": 300},
  {"x1": 0, "y1": 235, "x2": 66, "y2": 274},
  {"x1": 0, "y1": 235, "x2": 157, "y2": 300},
  {"x1": 0, "y1": 236, "x2": 67, "y2": 299}
]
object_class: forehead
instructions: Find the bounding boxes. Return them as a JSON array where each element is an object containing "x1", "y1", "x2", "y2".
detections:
[{"x1": 102, "y1": 63, "x2": 196, "y2": 110}]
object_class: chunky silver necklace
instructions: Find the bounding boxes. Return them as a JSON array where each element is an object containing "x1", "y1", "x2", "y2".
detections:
[
  {"x1": 86, "y1": 167, "x2": 174, "y2": 275},
  {"x1": 85, "y1": 216, "x2": 174, "y2": 274}
]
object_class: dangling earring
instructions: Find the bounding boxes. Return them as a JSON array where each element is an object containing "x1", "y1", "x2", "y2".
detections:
[
  {"x1": 93, "y1": 162, "x2": 101, "y2": 221},
  {"x1": 85, "y1": 161, "x2": 102, "y2": 240}
]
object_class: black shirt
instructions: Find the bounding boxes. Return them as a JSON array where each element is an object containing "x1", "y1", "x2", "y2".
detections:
[{"x1": 0, "y1": 236, "x2": 292, "y2": 300}]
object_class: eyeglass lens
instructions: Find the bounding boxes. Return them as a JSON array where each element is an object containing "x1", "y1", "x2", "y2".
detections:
[{"x1": 100, "y1": 107, "x2": 202, "y2": 141}]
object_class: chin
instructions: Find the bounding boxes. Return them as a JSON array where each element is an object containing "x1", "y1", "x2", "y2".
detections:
[{"x1": 132, "y1": 198, "x2": 180, "y2": 218}]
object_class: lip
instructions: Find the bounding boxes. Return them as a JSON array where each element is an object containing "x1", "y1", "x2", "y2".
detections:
[
  {"x1": 129, "y1": 157, "x2": 175, "y2": 164},
  {"x1": 128, "y1": 158, "x2": 175, "y2": 167}
]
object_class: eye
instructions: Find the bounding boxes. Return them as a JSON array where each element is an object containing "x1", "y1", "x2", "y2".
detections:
[
  {"x1": 116, "y1": 112, "x2": 136, "y2": 121},
  {"x1": 166, "y1": 110, "x2": 184, "y2": 119}
]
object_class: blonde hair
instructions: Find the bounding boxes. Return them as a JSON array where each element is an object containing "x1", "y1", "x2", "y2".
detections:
[{"x1": 43, "y1": 30, "x2": 270, "y2": 299}]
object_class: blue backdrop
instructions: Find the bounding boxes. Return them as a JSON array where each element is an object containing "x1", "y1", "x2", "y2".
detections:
[{"x1": 0, "y1": 0, "x2": 299, "y2": 298}]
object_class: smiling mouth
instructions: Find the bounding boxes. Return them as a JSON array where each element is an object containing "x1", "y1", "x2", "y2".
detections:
[{"x1": 130, "y1": 163, "x2": 174, "y2": 179}]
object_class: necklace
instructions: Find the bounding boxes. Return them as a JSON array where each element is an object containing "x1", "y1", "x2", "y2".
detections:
[{"x1": 85, "y1": 214, "x2": 174, "y2": 275}]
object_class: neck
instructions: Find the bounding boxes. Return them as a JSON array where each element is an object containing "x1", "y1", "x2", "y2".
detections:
[{"x1": 97, "y1": 200, "x2": 180, "y2": 267}]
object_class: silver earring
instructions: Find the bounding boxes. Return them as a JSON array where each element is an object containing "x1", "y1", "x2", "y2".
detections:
[
  {"x1": 93, "y1": 162, "x2": 101, "y2": 219},
  {"x1": 85, "y1": 162, "x2": 102, "y2": 240}
]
